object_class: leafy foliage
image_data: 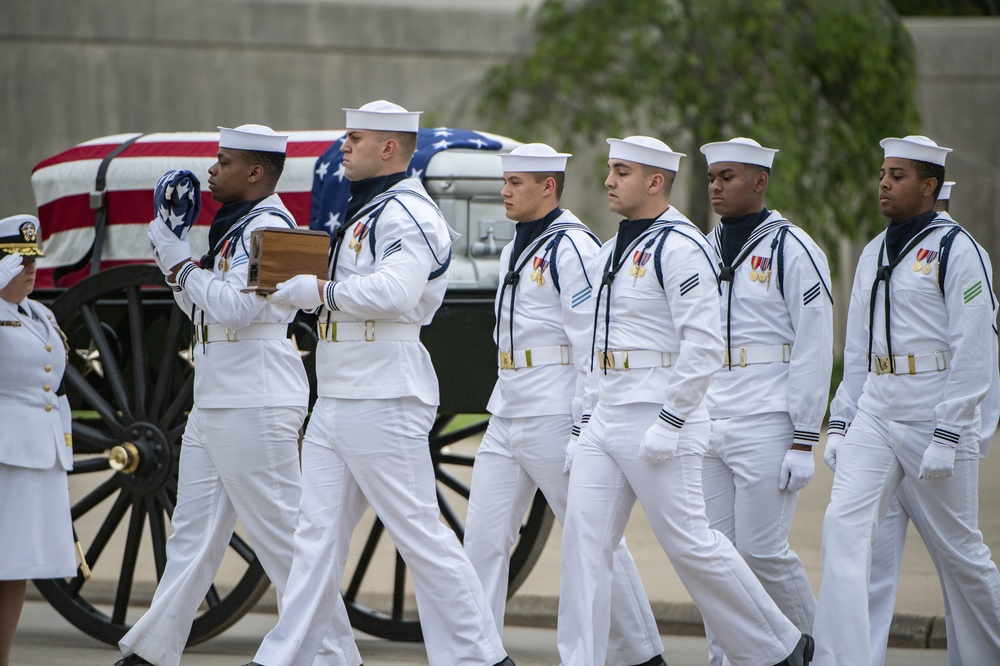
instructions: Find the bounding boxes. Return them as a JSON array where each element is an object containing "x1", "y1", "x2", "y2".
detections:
[{"x1": 477, "y1": 0, "x2": 921, "y2": 256}]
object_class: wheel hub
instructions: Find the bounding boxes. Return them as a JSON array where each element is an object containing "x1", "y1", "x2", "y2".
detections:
[{"x1": 110, "y1": 421, "x2": 174, "y2": 492}]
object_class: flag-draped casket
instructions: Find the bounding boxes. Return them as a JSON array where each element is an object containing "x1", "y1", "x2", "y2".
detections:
[{"x1": 30, "y1": 129, "x2": 518, "y2": 290}]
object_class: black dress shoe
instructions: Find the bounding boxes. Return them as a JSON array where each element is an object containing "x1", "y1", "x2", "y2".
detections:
[
  {"x1": 492, "y1": 657, "x2": 516, "y2": 666},
  {"x1": 113, "y1": 655, "x2": 153, "y2": 666},
  {"x1": 772, "y1": 633, "x2": 815, "y2": 666},
  {"x1": 626, "y1": 656, "x2": 667, "y2": 666},
  {"x1": 240, "y1": 663, "x2": 264, "y2": 666}
]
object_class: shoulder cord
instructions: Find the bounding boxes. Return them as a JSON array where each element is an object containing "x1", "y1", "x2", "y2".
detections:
[
  {"x1": 590, "y1": 231, "x2": 664, "y2": 374},
  {"x1": 866, "y1": 226, "x2": 940, "y2": 374},
  {"x1": 495, "y1": 232, "x2": 562, "y2": 358}
]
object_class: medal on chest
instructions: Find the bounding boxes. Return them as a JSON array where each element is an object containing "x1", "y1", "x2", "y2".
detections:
[
  {"x1": 629, "y1": 250, "x2": 651, "y2": 286},
  {"x1": 529, "y1": 256, "x2": 548, "y2": 286},
  {"x1": 913, "y1": 248, "x2": 938, "y2": 276},
  {"x1": 348, "y1": 220, "x2": 371, "y2": 264},
  {"x1": 217, "y1": 237, "x2": 234, "y2": 273},
  {"x1": 749, "y1": 255, "x2": 771, "y2": 286}
]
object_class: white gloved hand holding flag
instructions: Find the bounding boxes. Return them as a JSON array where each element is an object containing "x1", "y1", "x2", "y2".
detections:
[{"x1": 148, "y1": 170, "x2": 201, "y2": 275}]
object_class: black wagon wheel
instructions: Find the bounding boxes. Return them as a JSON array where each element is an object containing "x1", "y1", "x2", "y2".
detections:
[
  {"x1": 329, "y1": 290, "x2": 557, "y2": 641},
  {"x1": 32, "y1": 264, "x2": 269, "y2": 646}
]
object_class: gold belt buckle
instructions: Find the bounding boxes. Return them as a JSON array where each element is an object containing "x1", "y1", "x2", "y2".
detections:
[
  {"x1": 364, "y1": 320, "x2": 375, "y2": 342},
  {"x1": 197, "y1": 324, "x2": 209, "y2": 344},
  {"x1": 599, "y1": 350, "x2": 614, "y2": 370},
  {"x1": 875, "y1": 356, "x2": 892, "y2": 375},
  {"x1": 499, "y1": 352, "x2": 515, "y2": 369},
  {"x1": 225, "y1": 327, "x2": 239, "y2": 342}
]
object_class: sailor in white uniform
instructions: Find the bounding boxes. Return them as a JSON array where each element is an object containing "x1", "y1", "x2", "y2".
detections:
[
  {"x1": 0, "y1": 214, "x2": 75, "y2": 666},
  {"x1": 557, "y1": 135, "x2": 813, "y2": 666},
  {"x1": 249, "y1": 101, "x2": 511, "y2": 666},
  {"x1": 699, "y1": 138, "x2": 833, "y2": 666},
  {"x1": 815, "y1": 136, "x2": 1000, "y2": 665},
  {"x1": 462, "y1": 144, "x2": 665, "y2": 666},
  {"x1": 117, "y1": 126, "x2": 353, "y2": 666},
  {"x1": 864, "y1": 180, "x2": 986, "y2": 666}
]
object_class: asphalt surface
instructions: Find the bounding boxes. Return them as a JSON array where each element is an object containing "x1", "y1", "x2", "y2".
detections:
[{"x1": 11, "y1": 599, "x2": 953, "y2": 666}]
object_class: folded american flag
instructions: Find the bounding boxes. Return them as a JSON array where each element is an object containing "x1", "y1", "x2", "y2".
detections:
[
  {"x1": 309, "y1": 128, "x2": 502, "y2": 234},
  {"x1": 153, "y1": 169, "x2": 202, "y2": 240}
]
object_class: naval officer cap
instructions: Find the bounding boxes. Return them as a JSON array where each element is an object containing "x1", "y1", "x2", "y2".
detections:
[
  {"x1": 939, "y1": 181, "x2": 956, "y2": 201},
  {"x1": 344, "y1": 100, "x2": 422, "y2": 133},
  {"x1": 0, "y1": 214, "x2": 44, "y2": 258},
  {"x1": 700, "y1": 137, "x2": 778, "y2": 168},
  {"x1": 607, "y1": 136, "x2": 685, "y2": 172},
  {"x1": 500, "y1": 143, "x2": 572, "y2": 173},
  {"x1": 880, "y1": 135, "x2": 952, "y2": 167},
  {"x1": 217, "y1": 124, "x2": 289, "y2": 154}
]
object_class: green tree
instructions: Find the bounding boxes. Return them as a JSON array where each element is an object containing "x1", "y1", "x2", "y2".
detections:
[{"x1": 478, "y1": 0, "x2": 921, "y2": 255}]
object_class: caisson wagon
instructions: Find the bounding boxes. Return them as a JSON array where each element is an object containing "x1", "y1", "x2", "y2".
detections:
[{"x1": 27, "y1": 129, "x2": 554, "y2": 644}]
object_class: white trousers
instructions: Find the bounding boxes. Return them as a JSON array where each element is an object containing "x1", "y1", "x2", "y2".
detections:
[
  {"x1": 464, "y1": 414, "x2": 664, "y2": 665},
  {"x1": 254, "y1": 397, "x2": 507, "y2": 666},
  {"x1": 557, "y1": 401, "x2": 800, "y2": 666},
  {"x1": 701, "y1": 412, "x2": 816, "y2": 666},
  {"x1": 119, "y1": 406, "x2": 357, "y2": 666},
  {"x1": 868, "y1": 483, "x2": 958, "y2": 666},
  {"x1": 814, "y1": 410, "x2": 1000, "y2": 666}
]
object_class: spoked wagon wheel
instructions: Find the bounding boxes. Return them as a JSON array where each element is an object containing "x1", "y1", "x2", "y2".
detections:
[{"x1": 32, "y1": 265, "x2": 268, "y2": 646}]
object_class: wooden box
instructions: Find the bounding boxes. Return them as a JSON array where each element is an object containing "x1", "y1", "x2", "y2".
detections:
[{"x1": 242, "y1": 228, "x2": 330, "y2": 294}]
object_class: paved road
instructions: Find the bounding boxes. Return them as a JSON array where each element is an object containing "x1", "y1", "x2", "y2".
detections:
[{"x1": 12, "y1": 599, "x2": 952, "y2": 666}]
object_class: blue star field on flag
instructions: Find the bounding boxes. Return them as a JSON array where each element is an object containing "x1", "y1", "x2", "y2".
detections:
[
  {"x1": 153, "y1": 169, "x2": 202, "y2": 240},
  {"x1": 308, "y1": 128, "x2": 503, "y2": 234}
]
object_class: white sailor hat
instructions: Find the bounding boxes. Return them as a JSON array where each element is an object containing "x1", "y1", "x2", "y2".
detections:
[
  {"x1": 700, "y1": 137, "x2": 778, "y2": 168},
  {"x1": 0, "y1": 214, "x2": 44, "y2": 258},
  {"x1": 938, "y1": 181, "x2": 956, "y2": 200},
  {"x1": 217, "y1": 124, "x2": 288, "y2": 153},
  {"x1": 880, "y1": 135, "x2": 951, "y2": 167},
  {"x1": 607, "y1": 136, "x2": 685, "y2": 172},
  {"x1": 344, "y1": 100, "x2": 421, "y2": 133},
  {"x1": 500, "y1": 143, "x2": 572, "y2": 173}
]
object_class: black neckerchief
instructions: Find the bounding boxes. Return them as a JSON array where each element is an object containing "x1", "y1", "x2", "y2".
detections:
[
  {"x1": 202, "y1": 197, "x2": 265, "y2": 267},
  {"x1": 720, "y1": 208, "x2": 770, "y2": 267},
  {"x1": 496, "y1": 207, "x2": 564, "y2": 359},
  {"x1": 512, "y1": 208, "x2": 562, "y2": 262},
  {"x1": 867, "y1": 209, "x2": 941, "y2": 374},
  {"x1": 885, "y1": 209, "x2": 937, "y2": 263},
  {"x1": 345, "y1": 172, "x2": 408, "y2": 223},
  {"x1": 612, "y1": 217, "x2": 658, "y2": 267}
]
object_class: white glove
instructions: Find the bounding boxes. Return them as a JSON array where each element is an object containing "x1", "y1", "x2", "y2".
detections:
[
  {"x1": 563, "y1": 433, "x2": 578, "y2": 473},
  {"x1": 638, "y1": 420, "x2": 680, "y2": 464},
  {"x1": 0, "y1": 252, "x2": 24, "y2": 290},
  {"x1": 823, "y1": 433, "x2": 844, "y2": 471},
  {"x1": 919, "y1": 442, "x2": 956, "y2": 480},
  {"x1": 779, "y1": 449, "x2": 815, "y2": 492},
  {"x1": 147, "y1": 219, "x2": 191, "y2": 276},
  {"x1": 271, "y1": 274, "x2": 323, "y2": 310}
]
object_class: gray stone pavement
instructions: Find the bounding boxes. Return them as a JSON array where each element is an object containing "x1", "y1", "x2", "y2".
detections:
[{"x1": 12, "y1": 599, "x2": 951, "y2": 666}]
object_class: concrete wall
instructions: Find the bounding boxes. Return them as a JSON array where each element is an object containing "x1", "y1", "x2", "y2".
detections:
[{"x1": 2, "y1": 4, "x2": 998, "y2": 257}]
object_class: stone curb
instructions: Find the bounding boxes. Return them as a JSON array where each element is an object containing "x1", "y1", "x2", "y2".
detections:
[{"x1": 504, "y1": 595, "x2": 947, "y2": 650}]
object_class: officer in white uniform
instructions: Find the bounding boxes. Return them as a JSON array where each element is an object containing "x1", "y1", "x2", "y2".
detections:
[
  {"x1": 0, "y1": 214, "x2": 75, "y2": 666},
  {"x1": 117, "y1": 126, "x2": 355, "y2": 666},
  {"x1": 249, "y1": 101, "x2": 512, "y2": 666},
  {"x1": 699, "y1": 138, "x2": 833, "y2": 666},
  {"x1": 864, "y1": 180, "x2": 982, "y2": 666},
  {"x1": 463, "y1": 144, "x2": 666, "y2": 666},
  {"x1": 815, "y1": 136, "x2": 1000, "y2": 665},
  {"x1": 557, "y1": 135, "x2": 813, "y2": 666}
]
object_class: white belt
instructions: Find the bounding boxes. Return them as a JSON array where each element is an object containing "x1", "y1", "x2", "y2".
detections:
[
  {"x1": 597, "y1": 349, "x2": 677, "y2": 371},
  {"x1": 723, "y1": 343, "x2": 791, "y2": 367},
  {"x1": 499, "y1": 345, "x2": 571, "y2": 370},
  {"x1": 195, "y1": 323, "x2": 289, "y2": 344},
  {"x1": 318, "y1": 320, "x2": 421, "y2": 342},
  {"x1": 871, "y1": 350, "x2": 951, "y2": 376}
]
